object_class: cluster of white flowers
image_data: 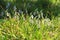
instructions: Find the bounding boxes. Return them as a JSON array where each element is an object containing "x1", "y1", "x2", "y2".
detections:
[{"x1": 44, "y1": 18, "x2": 51, "y2": 26}]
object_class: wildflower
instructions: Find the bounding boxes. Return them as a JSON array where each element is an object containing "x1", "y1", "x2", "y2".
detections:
[
  {"x1": 6, "y1": 2, "x2": 11, "y2": 9},
  {"x1": 29, "y1": 17, "x2": 34, "y2": 24},
  {"x1": 14, "y1": 11, "x2": 20, "y2": 20},
  {"x1": 19, "y1": 10, "x2": 23, "y2": 14},
  {"x1": 6, "y1": 12, "x2": 11, "y2": 18},
  {"x1": 31, "y1": 15, "x2": 34, "y2": 19},
  {"x1": 13, "y1": 5, "x2": 17, "y2": 11},
  {"x1": 40, "y1": 10, "x2": 44, "y2": 19},
  {"x1": 36, "y1": 20, "x2": 41, "y2": 29},
  {"x1": 44, "y1": 18, "x2": 51, "y2": 26}
]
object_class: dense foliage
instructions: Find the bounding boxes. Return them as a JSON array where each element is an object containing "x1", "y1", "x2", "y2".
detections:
[{"x1": 0, "y1": 0, "x2": 60, "y2": 19}]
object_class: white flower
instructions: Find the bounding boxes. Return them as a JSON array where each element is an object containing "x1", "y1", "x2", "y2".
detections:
[
  {"x1": 6, "y1": 2, "x2": 11, "y2": 9},
  {"x1": 31, "y1": 15, "x2": 34, "y2": 19},
  {"x1": 29, "y1": 17, "x2": 34, "y2": 24},
  {"x1": 13, "y1": 5, "x2": 17, "y2": 11},
  {"x1": 40, "y1": 10, "x2": 44, "y2": 18},
  {"x1": 44, "y1": 18, "x2": 51, "y2": 26}
]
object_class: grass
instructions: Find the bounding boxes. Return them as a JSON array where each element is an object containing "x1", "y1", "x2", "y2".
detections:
[{"x1": 0, "y1": 14, "x2": 60, "y2": 40}]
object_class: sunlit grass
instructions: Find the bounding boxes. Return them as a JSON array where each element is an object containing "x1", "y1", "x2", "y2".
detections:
[{"x1": 0, "y1": 14, "x2": 60, "y2": 40}]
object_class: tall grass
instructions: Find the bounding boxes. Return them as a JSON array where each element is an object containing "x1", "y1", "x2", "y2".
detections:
[{"x1": 0, "y1": 14, "x2": 60, "y2": 40}]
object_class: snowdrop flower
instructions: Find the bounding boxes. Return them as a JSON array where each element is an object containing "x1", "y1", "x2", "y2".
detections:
[
  {"x1": 6, "y1": 12, "x2": 11, "y2": 18},
  {"x1": 31, "y1": 15, "x2": 34, "y2": 19},
  {"x1": 29, "y1": 15, "x2": 34, "y2": 24},
  {"x1": 6, "y1": 2, "x2": 11, "y2": 9},
  {"x1": 13, "y1": 5, "x2": 17, "y2": 11},
  {"x1": 18, "y1": 10, "x2": 21, "y2": 13},
  {"x1": 36, "y1": 20, "x2": 41, "y2": 29},
  {"x1": 29, "y1": 19, "x2": 34, "y2": 24},
  {"x1": 44, "y1": 18, "x2": 50, "y2": 22},
  {"x1": 14, "y1": 12, "x2": 20, "y2": 20},
  {"x1": 40, "y1": 10, "x2": 44, "y2": 18},
  {"x1": 44, "y1": 18, "x2": 51, "y2": 26},
  {"x1": 6, "y1": 12, "x2": 10, "y2": 16}
]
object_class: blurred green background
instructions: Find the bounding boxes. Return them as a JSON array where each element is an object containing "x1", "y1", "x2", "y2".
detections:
[{"x1": 0, "y1": 0, "x2": 60, "y2": 19}]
